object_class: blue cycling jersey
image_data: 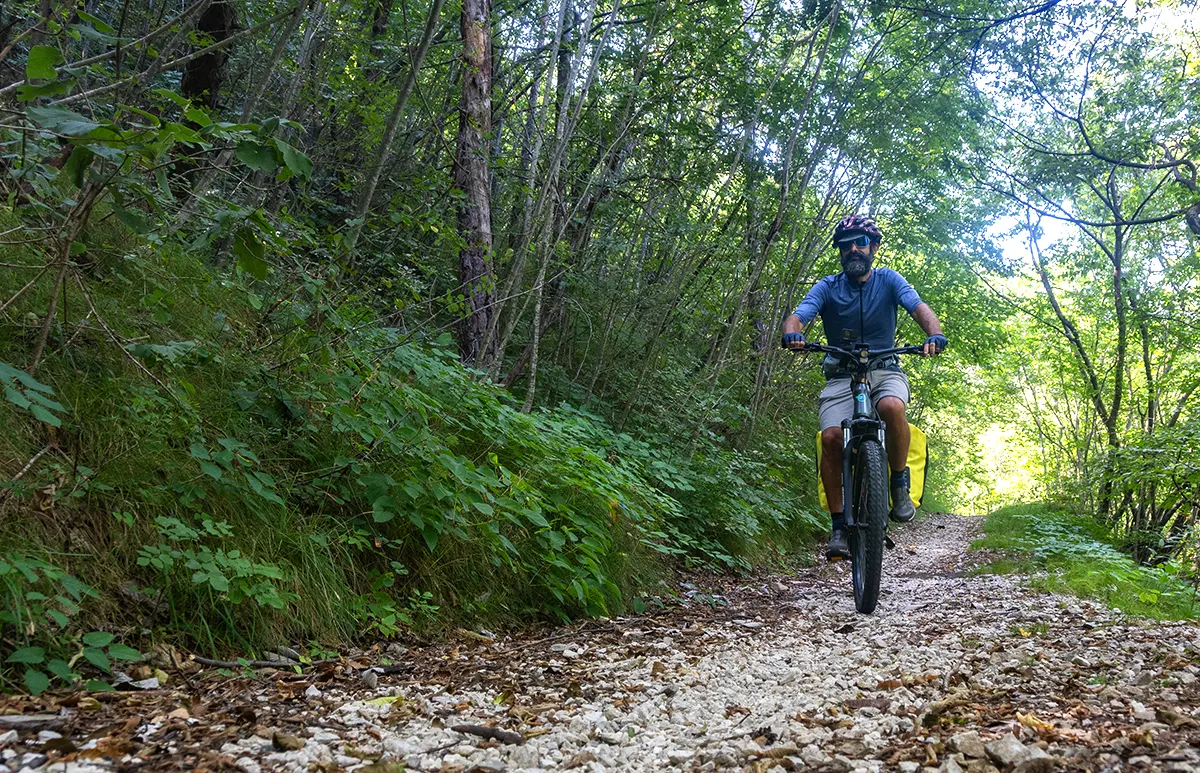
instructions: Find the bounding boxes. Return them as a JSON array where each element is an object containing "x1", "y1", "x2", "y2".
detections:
[{"x1": 792, "y1": 268, "x2": 923, "y2": 351}]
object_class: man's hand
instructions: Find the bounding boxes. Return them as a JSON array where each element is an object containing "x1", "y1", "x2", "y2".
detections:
[
  {"x1": 923, "y1": 334, "x2": 948, "y2": 356},
  {"x1": 781, "y1": 332, "x2": 805, "y2": 350}
]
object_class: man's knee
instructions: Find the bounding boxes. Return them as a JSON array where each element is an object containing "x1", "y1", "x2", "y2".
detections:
[
  {"x1": 821, "y1": 427, "x2": 842, "y2": 454},
  {"x1": 876, "y1": 396, "x2": 906, "y2": 421}
]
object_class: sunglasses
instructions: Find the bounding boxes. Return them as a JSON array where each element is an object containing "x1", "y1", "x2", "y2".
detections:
[{"x1": 837, "y1": 235, "x2": 872, "y2": 249}]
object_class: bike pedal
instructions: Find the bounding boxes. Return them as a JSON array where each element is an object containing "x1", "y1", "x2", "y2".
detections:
[{"x1": 884, "y1": 535, "x2": 896, "y2": 550}]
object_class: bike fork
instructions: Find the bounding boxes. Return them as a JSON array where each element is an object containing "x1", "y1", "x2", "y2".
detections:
[{"x1": 842, "y1": 425, "x2": 896, "y2": 550}]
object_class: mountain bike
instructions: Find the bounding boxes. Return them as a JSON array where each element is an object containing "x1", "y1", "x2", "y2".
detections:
[{"x1": 799, "y1": 342, "x2": 924, "y2": 614}]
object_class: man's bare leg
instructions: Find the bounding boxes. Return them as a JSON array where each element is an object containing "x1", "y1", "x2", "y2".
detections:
[
  {"x1": 820, "y1": 427, "x2": 844, "y2": 512},
  {"x1": 876, "y1": 397, "x2": 909, "y2": 473},
  {"x1": 877, "y1": 395, "x2": 917, "y2": 521}
]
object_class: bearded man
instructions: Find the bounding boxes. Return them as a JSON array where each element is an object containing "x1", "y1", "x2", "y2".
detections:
[{"x1": 781, "y1": 215, "x2": 948, "y2": 559}]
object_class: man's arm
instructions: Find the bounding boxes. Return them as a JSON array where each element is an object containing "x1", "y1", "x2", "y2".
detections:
[
  {"x1": 911, "y1": 302, "x2": 946, "y2": 356},
  {"x1": 782, "y1": 314, "x2": 809, "y2": 349},
  {"x1": 782, "y1": 280, "x2": 827, "y2": 349}
]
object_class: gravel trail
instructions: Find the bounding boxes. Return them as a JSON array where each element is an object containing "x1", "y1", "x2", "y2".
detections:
[{"x1": 5, "y1": 512, "x2": 1200, "y2": 773}]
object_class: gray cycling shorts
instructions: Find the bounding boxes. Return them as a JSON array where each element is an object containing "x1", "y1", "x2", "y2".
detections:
[{"x1": 818, "y1": 370, "x2": 910, "y2": 431}]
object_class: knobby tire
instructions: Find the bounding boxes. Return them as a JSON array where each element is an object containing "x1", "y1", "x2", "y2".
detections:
[{"x1": 850, "y1": 439, "x2": 889, "y2": 614}]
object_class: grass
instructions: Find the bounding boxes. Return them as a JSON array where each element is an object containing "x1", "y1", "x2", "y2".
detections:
[{"x1": 972, "y1": 503, "x2": 1200, "y2": 621}]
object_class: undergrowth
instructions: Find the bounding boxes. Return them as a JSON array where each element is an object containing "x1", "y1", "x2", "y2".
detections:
[
  {"x1": 1, "y1": 227, "x2": 825, "y2": 693},
  {"x1": 972, "y1": 504, "x2": 1199, "y2": 620}
]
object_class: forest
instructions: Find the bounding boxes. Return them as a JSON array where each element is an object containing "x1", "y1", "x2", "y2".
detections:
[{"x1": 0, "y1": 0, "x2": 1198, "y2": 696}]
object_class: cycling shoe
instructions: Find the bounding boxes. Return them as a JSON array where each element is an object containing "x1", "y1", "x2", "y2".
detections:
[
  {"x1": 826, "y1": 528, "x2": 850, "y2": 560},
  {"x1": 890, "y1": 467, "x2": 916, "y2": 523}
]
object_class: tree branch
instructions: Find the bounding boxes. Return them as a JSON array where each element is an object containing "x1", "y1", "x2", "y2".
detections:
[{"x1": 50, "y1": 6, "x2": 299, "y2": 107}]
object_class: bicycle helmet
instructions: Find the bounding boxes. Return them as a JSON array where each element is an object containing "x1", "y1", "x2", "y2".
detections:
[{"x1": 832, "y1": 214, "x2": 882, "y2": 245}]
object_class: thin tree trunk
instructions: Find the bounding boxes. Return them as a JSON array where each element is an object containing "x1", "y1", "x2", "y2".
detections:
[
  {"x1": 708, "y1": 4, "x2": 836, "y2": 381},
  {"x1": 279, "y1": 1, "x2": 329, "y2": 128},
  {"x1": 454, "y1": 0, "x2": 497, "y2": 368},
  {"x1": 516, "y1": 0, "x2": 604, "y2": 409},
  {"x1": 241, "y1": 0, "x2": 311, "y2": 122},
  {"x1": 346, "y1": 0, "x2": 448, "y2": 254},
  {"x1": 483, "y1": 0, "x2": 567, "y2": 377}
]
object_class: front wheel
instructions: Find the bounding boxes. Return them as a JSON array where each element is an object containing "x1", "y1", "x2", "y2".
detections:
[{"x1": 850, "y1": 439, "x2": 889, "y2": 614}]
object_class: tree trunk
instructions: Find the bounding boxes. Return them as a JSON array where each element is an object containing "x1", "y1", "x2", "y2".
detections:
[
  {"x1": 454, "y1": 0, "x2": 497, "y2": 369},
  {"x1": 484, "y1": 0, "x2": 567, "y2": 377},
  {"x1": 180, "y1": 0, "x2": 237, "y2": 108},
  {"x1": 346, "y1": 0, "x2": 448, "y2": 254}
]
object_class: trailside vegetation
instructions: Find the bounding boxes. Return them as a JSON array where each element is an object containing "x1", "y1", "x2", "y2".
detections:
[{"x1": 974, "y1": 505, "x2": 1199, "y2": 621}]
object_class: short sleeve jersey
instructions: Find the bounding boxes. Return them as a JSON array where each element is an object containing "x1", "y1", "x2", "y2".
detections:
[{"x1": 792, "y1": 268, "x2": 923, "y2": 350}]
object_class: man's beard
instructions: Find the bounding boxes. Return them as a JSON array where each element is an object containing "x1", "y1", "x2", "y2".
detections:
[{"x1": 842, "y1": 255, "x2": 871, "y2": 279}]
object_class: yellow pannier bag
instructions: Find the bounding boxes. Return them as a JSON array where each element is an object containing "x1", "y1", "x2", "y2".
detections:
[{"x1": 816, "y1": 424, "x2": 927, "y2": 512}]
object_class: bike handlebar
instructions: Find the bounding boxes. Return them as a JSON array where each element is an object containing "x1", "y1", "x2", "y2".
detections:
[{"x1": 797, "y1": 343, "x2": 926, "y2": 360}]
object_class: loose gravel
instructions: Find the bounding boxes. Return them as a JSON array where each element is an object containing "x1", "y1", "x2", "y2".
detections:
[{"x1": 4, "y1": 512, "x2": 1200, "y2": 772}]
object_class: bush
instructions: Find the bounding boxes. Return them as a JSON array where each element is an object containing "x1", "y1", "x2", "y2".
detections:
[{"x1": 1, "y1": 243, "x2": 821, "y2": 685}]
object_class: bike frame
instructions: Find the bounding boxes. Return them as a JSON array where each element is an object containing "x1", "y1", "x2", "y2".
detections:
[
  {"x1": 802, "y1": 343, "x2": 923, "y2": 532},
  {"x1": 842, "y1": 366, "x2": 886, "y2": 532}
]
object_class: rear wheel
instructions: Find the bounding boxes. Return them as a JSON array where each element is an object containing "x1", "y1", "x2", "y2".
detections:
[{"x1": 850, "y1": 439, "x2": 889, "y2": 614}]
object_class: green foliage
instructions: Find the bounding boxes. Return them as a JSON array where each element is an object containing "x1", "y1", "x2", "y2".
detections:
[
  {"x1": 0, "y1": 552, "x2": 143, "y2": 694},
  {"x1": 973, "y1": 505, "x2": 1199, "y2": 621},
  {"x1": 0, "y1": 361, "x2": 66, "y2": 427},
  {"x1": 0, "y1": 236, "x2": 820, "y2": 686},
  {"x1": 136, "y1": 515, "x2": 296, "y2": 609}
]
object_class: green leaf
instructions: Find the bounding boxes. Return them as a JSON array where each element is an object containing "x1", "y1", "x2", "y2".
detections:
[
  {"x1": 236, "y1": 141, "x2": 277, "y2": 173},
  {"x1": 114, "y1": 208, "x2": 152, "y2": 235},
  {"x1": 421, "y1": 525, "x2": 440, "y2": 552},
  {"x1": 77, "y1": 11, "x2": 116, "y2": 34},
  {"x1": 274, "y1": 139, "x2": 313, "y2": 179},
  {"x1": 28, "y1": 403, "x2": 62, "y2": 427},
  {"x1": 60, "y1": 146, "x2": 94, "y2": 188},
  {"x1": 5, "y1": 386, "x2": 31, "y2": 409},
  {"x1": 15, "y1": 79, "x2": 74, "y2": 101},
  {"x1": 184, "y1": 106, "x2": 212, "y2": 127},
  {"x1": 152, "y1": 88, "x2": 191, "y2": 107},
  {"x1": 233, "y1": 226, "x2": 268, "y2": 280},
  {"x1": 7, "y1": 646, "x2": 45, "y2": 664},
  {"x1": 0, "y1": 361, "x2": 54, "y2": 393},
  {"x1": 71, "y1": 21, "x2": 116, "y2": 43},
  {"x1": 83, "y1": 646, "x2": 111, "y2": 673},
  {"x1": 24, "y1": 669, "x2": 51, "y2": 696},
  {"x1": 46, "y1": 659, "x2": 73, "y2": 680},
  {"x1": 85, "y1": 679, "x2": 115, "y2": 692},
  {"x1": 372, "y1": 495, "x2": 396, "y2": 523},
  {"x1": 25, "y1": 389, "x2": 65, "y2": 412},
  {"x1": 107, "y1": 644, "x2": 142, "y2": 661},
  {"x1": 26, "y1": 45, "x2": 64, "y2": 80},
  {"x1": 26, "y1": 105, "x2": 100, "y2": 136},
  {"x1": 199, "y1": 461, "x2": 223, "y2": 480},
  {"x1": 82, "y1": 631, "x2": 114, "y2": 647}
]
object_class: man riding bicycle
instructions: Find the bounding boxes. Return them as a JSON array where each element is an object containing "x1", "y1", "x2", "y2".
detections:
[{"x1": 782, "y1": 215, "x2": 947, "y2": 560}]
